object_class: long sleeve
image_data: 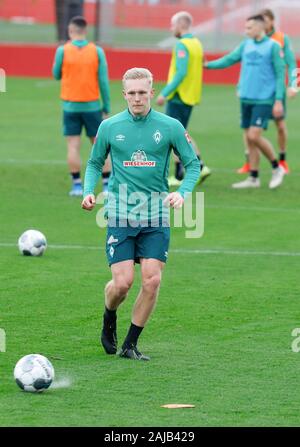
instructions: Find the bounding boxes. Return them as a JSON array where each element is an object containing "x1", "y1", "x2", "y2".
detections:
[
  {"x1": 178, "y1": 157, "x2": 201, "y2": 198},
  {"x1": 206, "y1": 42, "x2": 245, "y2": 69},
  {"x1": 170, "y1": 121, "x2": 200, "y2": 197},
  {"x1": 161, "y1": 41, "x2": 189, "y2": 98},
  {"x1": 52, "y1": 46, "x2": 64, "y2": 80},
  {"x1": 272, "y1": 43, "x2": 285, "y2": 100},
  {"x1": 97, "y1": 47, "x2": 111, "y2": 114},
  {"x1": 83, "y1": 121, "x2": 110, "y2": 196},
  {"x1": 283, "y1": 35, "x2": 297, "y2": 87}
]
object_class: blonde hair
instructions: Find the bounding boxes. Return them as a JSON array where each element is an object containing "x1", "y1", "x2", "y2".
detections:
[
  {"x1": 171, "y1": 11, "x2": 193, "y2": 28},
  {"x1": 122, "y1": 68, "x2": 153, "y2": 88}
]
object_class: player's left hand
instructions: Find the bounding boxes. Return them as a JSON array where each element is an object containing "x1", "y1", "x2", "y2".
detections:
[
  {"x1": 103, "y1": 113, "x2": 110, "y2": 120},
  {"x1": 272, "y1": 100, "x2": 284, "y2": 119},
  {"x1": 163, "y1": 192, "x2": 184, "y2": 209},
  {"x1": 81, "y1": 194, "x2": 96, "y2": 211},
  {"x1": 287, "y1": 86, "x2": 298, "y2": 99},
  {"x1": 156, "y1": 95, "x2": 166, "y2": 106}
]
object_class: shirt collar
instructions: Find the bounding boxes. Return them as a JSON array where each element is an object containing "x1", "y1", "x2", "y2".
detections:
[
  {"x1": 71, "y1": 39, "x2": 89, "y2": 47},
  {"x1": 254, "y1": 35, "x2": 268, "y2": 43},
  {"x1": 127, "y1": 108, "x2": 152, "y2": 122},
  {"x1": 180, "y1": 33, "x2": 193, "y2": 39},
  {"x1": 267, "y1": 28, "x2": 276, "y2": 37}
]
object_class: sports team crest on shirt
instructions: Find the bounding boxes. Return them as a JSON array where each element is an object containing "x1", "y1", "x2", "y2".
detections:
[
  {"x1": 123, "y1": 150, "x2": 156, "y2": 167},
  {"x1": 153, "y1": 130, "x2": 162, "y2": 144},
  {"x1": 185, "y1": 131, "x2": 192, "y2": 144},
  {"x1": 177, "y1": 50, "x2": 186, "y2": 58},
  {"x1": 116, "y1": 134, "x2": 125, "y2": 141}
]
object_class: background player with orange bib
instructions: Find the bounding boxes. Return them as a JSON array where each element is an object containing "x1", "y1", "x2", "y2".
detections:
[
  {"x1": 238, "y1": 8, "x2": 298, "y2": 175},
  {"x1": 53, "y1": 16, "x2": 111, "y2": 196}
]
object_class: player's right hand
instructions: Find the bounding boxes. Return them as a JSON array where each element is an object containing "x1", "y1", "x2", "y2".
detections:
[
  {"x1": 272, "y1": 100, "x2": 284, "y2": 119},
  {"x1": 156, "y1": 95, "x2": 166, "y2": 106},
  {"x1": 287, "y1": 87, "x2": 298, "y2": 99},
  {"x1": 81, "y1": 194, "x2": 96, "y2": 211}
]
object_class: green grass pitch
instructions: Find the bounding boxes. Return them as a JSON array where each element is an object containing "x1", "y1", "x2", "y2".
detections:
[{"x1": 0, "y1": 77, "x2": 300, "y2": 427}]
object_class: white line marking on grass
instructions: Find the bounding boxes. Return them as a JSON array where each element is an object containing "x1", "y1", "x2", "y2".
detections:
[
  {"x1": 0, "y1": 243, "x2": 100, "y2": 250},
  {"x1": 2, "y1": 159, "x2": 300, "y2": 177},
  {"x1": 50, "y1": 244, "x2": 100, "y2": 250},
  {"x1": 2, "y1": 158, "x2": 300, "y2": 178},
  {"x1": 1, "y1": 159, "x2": 65, "y2": 166},
  {"x1": 2, "y1": 242, "x2": 300, "y2": 257},
  {"x1": 35, "y1": 80, "x2": 58, "y2": 88},
  {"x1": 211, "y1": 167, "x2": 300, "y2": 177},
  {"x1": 171, "y1": 248, "x2": 300, "y2": 257},
  {"x1": 206, "y1": 204, "x2": 300, "y2": 214}
]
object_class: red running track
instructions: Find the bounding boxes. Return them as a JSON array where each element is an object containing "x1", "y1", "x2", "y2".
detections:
[{"x1": 0, "y1": 43, "x2": 242, "y2": 84}]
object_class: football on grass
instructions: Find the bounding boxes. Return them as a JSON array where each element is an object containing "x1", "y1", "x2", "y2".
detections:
[
  {"x1": 18, "y1": 229, "x2": 47, "y2": 256},
  {"x1": 14, "y1": 354, "x2": 55, "y2": 392}
]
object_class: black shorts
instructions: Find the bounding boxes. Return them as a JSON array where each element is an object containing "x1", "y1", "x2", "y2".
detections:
[
  {"x1": 240, "y1": 103, "x2": 272, "y2": 130},
  {"x1": 63, "y1": 110, "x2": 102, "y2": 137},
  {"x1": 166, "y1": 100, "x2": 193, "y2": 129}
]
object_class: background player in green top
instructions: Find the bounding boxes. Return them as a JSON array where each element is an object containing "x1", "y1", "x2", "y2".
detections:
[
  {"x1": 205, "y1": 15, "x2": 286, "y2": 190},
  {"x1": 156, "y1": 11, "x2": 211, "y2": 186},
  {"x1": 237, "y1": 8, "x2": 298, "y2": 175},
  {"x1": 82, "y1": 68, "x2": 200, "y2": 361},
  {"x1": 53, "y1": 16, "x2": 111, "y2": 197}
]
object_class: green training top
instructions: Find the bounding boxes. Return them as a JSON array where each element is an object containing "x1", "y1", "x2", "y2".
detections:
[
  {"x1": 52, "y1": 39, "x2": 110, "y2": 113},
  {"x1": 206, "y1": 36, "x2": 285, "y2": 105},
  {"x1": 84, "y1": 108, "x2": 201, "y2": 222}
]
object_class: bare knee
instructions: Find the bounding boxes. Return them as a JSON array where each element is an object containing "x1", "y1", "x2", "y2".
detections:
[
  {"x1": 142, "y1": 273, "x2": 161, "y2": 296},
  {"x1": 113, "y1": 275, "x2": 134, "y2": 298},
  {"x1": 276, "y1": 120, "x2": 286, "y2": 135},
  {"x1": 247, "y1": 129, "x2": 260, "y2": 145}
]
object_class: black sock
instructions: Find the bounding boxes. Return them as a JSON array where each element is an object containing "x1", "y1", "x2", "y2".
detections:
[
  {"x1": 197, "y1": 155, "x2": 204, "y2": 168},
  {"x1": 102, "y1": 172, "x2": 110, "y2": 188},
  {"x1": 175, "y1": 162, "x2": 184, "y2": 181},
  {"x1": 279, "y1": 152, "x2": 286, "y2": 161},
  {"x1": 71, "y1": 172, "x2": 81, "y2": 184},
  {"x1": 271, "y1": 160, "x2": 279, "y2": 169},
  {"x1": 103, "y1": 306, "x2": 117, "y2": 329},
  {"x1": 250, "y1": 170, "x2": 259, "y2": 178},
  {"x1": 122, "y1": 323, "x2": 144, "y2": 348}
]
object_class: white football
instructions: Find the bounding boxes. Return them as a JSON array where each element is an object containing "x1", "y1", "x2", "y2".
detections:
[
  {"x1": 14, "y1": 354, "x2": 55, "y2": 392},
  {"x1": 18, "y1": 229, "x2": 47, "y2": 256}
]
